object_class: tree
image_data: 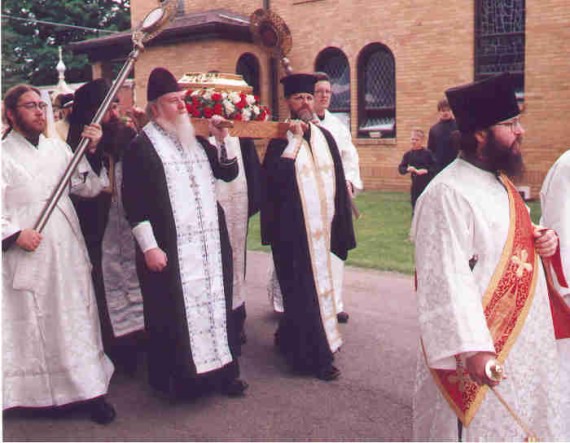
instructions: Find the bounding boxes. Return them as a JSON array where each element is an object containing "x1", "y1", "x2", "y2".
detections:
[{"x1": 1, "y1": 0, "x2": 131, "y2": 93}]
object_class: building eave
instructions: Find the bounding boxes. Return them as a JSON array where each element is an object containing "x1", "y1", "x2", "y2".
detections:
[{"x1": 68, "y1": 9, "x2": 252, "y2": 62}]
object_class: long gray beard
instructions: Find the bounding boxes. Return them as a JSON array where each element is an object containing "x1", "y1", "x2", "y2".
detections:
[{"x1": 158, "y1": 113, "x2": 198, "y2": 152}]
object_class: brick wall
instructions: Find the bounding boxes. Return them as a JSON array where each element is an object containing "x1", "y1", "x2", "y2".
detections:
[
  {"x1": 523, "y1": 0, "x2": 570, "y2": 196},
  {"x1": 128, "y1": 0, "x2": 570, "y2": 195}
]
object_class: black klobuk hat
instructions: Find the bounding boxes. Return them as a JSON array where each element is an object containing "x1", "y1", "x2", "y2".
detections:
[
  {"x1": 147, "y1": 67, "x2": 180, "y2": 102},
  {"x1": 280, "y1": 73, "x2": 317, "y2": 97},
  {"x1": 445, "y1": 73, "x2": 520, "y2": 134}
]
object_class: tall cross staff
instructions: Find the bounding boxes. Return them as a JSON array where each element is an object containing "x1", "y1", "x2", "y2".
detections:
[{"x1": 34, "y1": 1, "x2": 176, "y2": 232}]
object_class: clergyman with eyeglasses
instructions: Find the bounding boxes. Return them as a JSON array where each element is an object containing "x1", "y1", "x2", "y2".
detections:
[
  {"x1": 1, "y1": 84, "x2": 116, "y2": 424},
  {"x1": 260, "y1": 73, "x2": 356, "y2": 382},
  {"x1": 411, "y1": 73, "x2": 565, "y2": 440}
]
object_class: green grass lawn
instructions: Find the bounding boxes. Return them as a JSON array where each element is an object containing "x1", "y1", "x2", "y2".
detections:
[{"x1": 247, "y1": 191, "x2": 543, "y2": 276}]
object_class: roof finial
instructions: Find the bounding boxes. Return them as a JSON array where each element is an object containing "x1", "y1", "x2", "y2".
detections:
[{"x1": 55, "y1": 46, "x2": 73, "y2": 94}]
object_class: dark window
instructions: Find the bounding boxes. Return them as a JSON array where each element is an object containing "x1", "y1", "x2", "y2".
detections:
[
  {"x1": 357, "y1": 43, "x2": 396, "y2": 138},
  {"x1": 475, "y1": 0, "x2": 525, "y2": 99},
  {"x1": 236, "y1": 53, "x2": 260, "y2": 96},
  {"x1": 315, "y1": 47, "x2": 351, "y2": 115}
]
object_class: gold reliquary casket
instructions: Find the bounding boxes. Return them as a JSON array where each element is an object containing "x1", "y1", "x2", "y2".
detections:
[{"x1": 178, "y1": 72, "x2": 288, "y2": 139}]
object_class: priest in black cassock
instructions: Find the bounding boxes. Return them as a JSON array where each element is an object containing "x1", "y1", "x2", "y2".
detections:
[
  {"x1": 121, "y1": 67, "x2": 248, "y2": 398},
  {"x1": 261, "y1": 73, "x2": 356, "y2": 381}
]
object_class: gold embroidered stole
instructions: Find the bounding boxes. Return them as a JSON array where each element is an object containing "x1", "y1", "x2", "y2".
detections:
[
  {"x1": 288, "y1": 125, "x2": 342, "y2": 352},
  {"x1": 426, "y1": 174, "x2": 538, "y2": 426}
]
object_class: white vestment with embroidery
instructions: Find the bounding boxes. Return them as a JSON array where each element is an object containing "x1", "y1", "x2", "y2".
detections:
[
  {"x1": 411, "y1": 159, "x2": 562, "y2": 441},
  {"x1": 144, "y1": 123, "x2": 232, "y2": 374},
  {"x1": 2, "y1": 131, "x2": 114, "y2": 409},
  {"x1": 210, "y1": 135, "x2": 248, "y2": 310},
  {"x1": 101, "y1": 160, "x2": 144, "y2": 338}
]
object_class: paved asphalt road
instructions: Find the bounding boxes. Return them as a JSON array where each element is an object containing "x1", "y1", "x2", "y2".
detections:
[{"x1": 4, "y1": 251, "x2": 420, "y2": 441}]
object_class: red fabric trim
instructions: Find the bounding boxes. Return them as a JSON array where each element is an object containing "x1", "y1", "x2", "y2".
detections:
[
  {"x1": 551, "y1": 240, "x2": 569, "y2": 288},
  {"x1": 543, "y1": 256, "x2": 570, "y2": 340}
]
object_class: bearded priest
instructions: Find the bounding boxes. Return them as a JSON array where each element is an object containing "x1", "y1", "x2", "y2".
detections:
[
  {"x1": 411, "y1": 73, "x2": 564, "y2": 440},
  {"x1": 121, "y1": 67, "x2": 247, "y2": 399},
  {"x1": 261, "y1": 73, "x2": 356, "y2": 382}
]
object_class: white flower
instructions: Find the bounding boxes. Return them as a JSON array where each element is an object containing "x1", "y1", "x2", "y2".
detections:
[
  {"x1": 252, "y1": 105, "x2": 260, "y2": 116},
  {"x1": 242, "y1": 108, "x2": 252, "y2": 121},
  {"x1": 224, "y1": 101, "x2": 236, "y2": 115},
  {"x1": 228, "y1": 91, "x2": 241, "y2": 104},
  {"x1": 245, "y1": 94, "x2": 256, "y2": 105},
  {"x1": 202, "y1": 89, "x2": 213, "y2": 100}
]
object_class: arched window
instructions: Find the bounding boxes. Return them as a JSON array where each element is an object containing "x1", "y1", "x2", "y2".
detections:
[
  {"x1": 475, "y1": 0, "x2": 525, "y2": 100},
  {"x1": 357, "y1": 43, "x2": 395, "y2": 139},
  {"x1": 315, "y1": 47, "x2": 350, "y2": 126},
  {"x1": 236, "y1": 53, "x2": 260, "y2": 96}
]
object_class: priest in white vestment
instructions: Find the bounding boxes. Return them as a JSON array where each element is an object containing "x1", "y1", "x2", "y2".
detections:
[
  {"x1": 412, "y1": 74, "x2": 563, "y2": 441},
  {"x1": 2, "y1": 84, "x2": 115, "y2": 424},
  {"x1": 540, "y1": 149, "x2": 570, "y2": 440},
  {"x1": 122, "y1": 68, "x2": 248, "y2": 399},
  {"x1": 313, "y1": 72, "x2": 363, "y2": 324}
]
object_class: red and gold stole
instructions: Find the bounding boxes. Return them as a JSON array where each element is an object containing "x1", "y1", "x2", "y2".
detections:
[{"x1": 424, "y1": 174, "x2": 538, "y2": 426}]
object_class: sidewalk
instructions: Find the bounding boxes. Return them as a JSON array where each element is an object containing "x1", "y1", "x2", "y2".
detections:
[{"x1": 4, "y1": 251, "x2": 419, "y2": 442}]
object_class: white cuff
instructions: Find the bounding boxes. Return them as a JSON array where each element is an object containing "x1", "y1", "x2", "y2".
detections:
[{"x1": 132, "y1": 221, "x2": 158, "y2": 253}]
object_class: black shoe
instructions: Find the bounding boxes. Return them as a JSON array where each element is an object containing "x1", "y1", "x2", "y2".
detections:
[
  {"x1": 221, "y1": 379, "x2": 249, "y2": 397},
  {"x1": 89, "y1": 397, "x2": 116, "y2": 425},
  {"x1": 337, "y1": 312, "x2": 349, "y2": 323},
  {"x1": 316, "y1": 365, "x2": 341, "y2": 382}
]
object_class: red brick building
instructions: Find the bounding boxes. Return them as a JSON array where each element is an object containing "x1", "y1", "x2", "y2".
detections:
[{"x1": 71, "y1": 0, "x2": 570, "y2": 196}]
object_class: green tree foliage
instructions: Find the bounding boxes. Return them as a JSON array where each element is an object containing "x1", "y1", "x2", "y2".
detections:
[{"x1": 1, "y1": 0, "x2": 131, "y2": 93}]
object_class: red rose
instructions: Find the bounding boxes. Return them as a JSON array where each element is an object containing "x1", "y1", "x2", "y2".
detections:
[
  {"x1": 203, "y1": 107, "x2": 214, "y2": 118},
  {"x1": 192, "y1": 109, "x2": 202, "y2": 118},
  {"x1": 192, "y1": 97, "x2": 200, "y2": 106},
  {"x1": 213, "y1": 103, "x2": 223, "y2": 115},
  {"x1": 235, "y1": 100, "x2": 246, "y2": 110},
  {"x1": 254, "y1": 95, "x2": 260, "y2": 102},
  {"x1": 185, "y1": 89, "x2": 193, "y2": 97},
  {"x1": 186, "y1": 103, "x2": 194, "y2": 114},
  {"x1": 233, "y1": 112, "x2": 243, "y2": 121},
  {"x1": 256, "y1": 109, "x2": 268, "y2": 121},
  {"x1": 211, "y1": 92, "x2": 222, "y2": 102}
]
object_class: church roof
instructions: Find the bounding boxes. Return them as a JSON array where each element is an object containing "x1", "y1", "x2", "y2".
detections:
[{"x1": 69, "y1": 9, "x2": 252, "y2": 61}]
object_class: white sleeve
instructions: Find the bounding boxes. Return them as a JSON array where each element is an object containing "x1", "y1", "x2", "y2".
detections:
[
  {"x1": 412, "y1": 183, "x2": 495, "y2": 370},
  {"x1": 540, "y1": 152, "x2": 570, "y2": 296},
  {"x1": 132, "y1": 221, "x2": 158, "y2": 253},
  {"x1": 59, "y1": 139, "x2": 108, "y2": 198},
  {"x1": 337, "y1": 124, "x2": 363, "y2": 191},
  {"x1": 1, "y1": 172, "x2": 20, "y2": 239}
]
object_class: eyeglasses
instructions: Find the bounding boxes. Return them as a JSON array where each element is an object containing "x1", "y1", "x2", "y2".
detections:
[
  {"x1": 495, "y1": 118, "x2": 522, "y2": 132},
  {"x1": 17, "y1": 101, "x2": 48, "y2": 111}
]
